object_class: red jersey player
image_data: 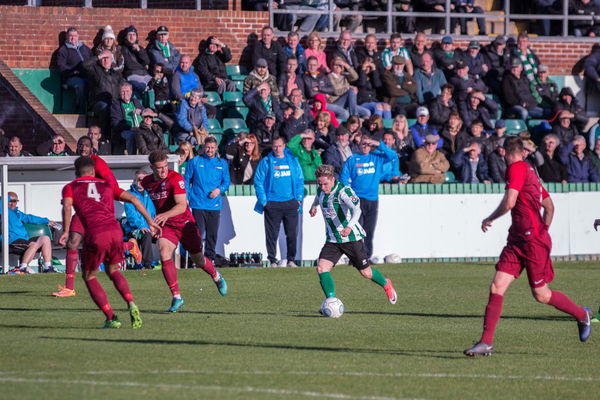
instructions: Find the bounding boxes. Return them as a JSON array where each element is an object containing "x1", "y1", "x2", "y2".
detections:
[
  {"x1": 53, "y1": 137, "x2": 142, "y2": 297},
  {"x1": 464, "y1": 137, "x2": 592, "y2": 356},
  {"x1": 142, "y1": 151, "x2": 228, "y2": 312},
  {"x1": 59, "y1": 156, "x2": 160, "y2": 328}
]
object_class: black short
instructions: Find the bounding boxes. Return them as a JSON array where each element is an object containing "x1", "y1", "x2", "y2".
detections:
[
  {"x1": 318, "y1": 240, "x2": 370, "y2": 270},
  {"x1": 9, "y1": 237, "x2": 38, "y2": 256}
]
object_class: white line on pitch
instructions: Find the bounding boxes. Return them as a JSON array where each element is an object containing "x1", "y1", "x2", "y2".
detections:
[{"x1": 0, "y1": 377, "x2": 422, "y2": 400}]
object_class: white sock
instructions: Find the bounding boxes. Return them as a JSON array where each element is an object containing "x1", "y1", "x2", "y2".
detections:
[
  {"x1": 44, "y1": 262, "x2": 52, "y2": 269},
  {"x1": 19, "y1": 263, "x2": 27, "y2": 269},
  {"x1": 213, "y1": 272, "x2": 221, "y2": 282},
  {"x1": 173, "y1": 294, "x2": 182, "y2": 300}
]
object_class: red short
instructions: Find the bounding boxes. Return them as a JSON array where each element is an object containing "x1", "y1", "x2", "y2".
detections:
[
  {"x1": 69, "y1": 213, "x2": 85, "y2": 235},
  {"x1": 160, "y1": 221, "x2": 203, "y2": 254},
  {"x1": 496, "y1": 230, "x2": 555, "y2": 288},
  {"x1": 81, "y1": 228, "x2": 124, "y2": 271}
]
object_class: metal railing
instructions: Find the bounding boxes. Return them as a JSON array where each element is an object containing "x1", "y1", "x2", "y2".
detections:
[{"x1": 25, "y1": 0, "x2": 204, "y2": 10}]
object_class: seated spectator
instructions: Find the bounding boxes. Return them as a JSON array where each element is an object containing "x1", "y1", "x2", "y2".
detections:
[
  {"x1": 451, "y1": 141, "x2": 491, "y2": 183},
  {"x1": 279, "y1": 57, "x2": 306, "y2": 103},
  {"x1": 36, "y1": 134, "x2": 74, "y2": 156},
  {"x1": 381, "y1": 56, "x2": 417, "y2": 117},
  {"x1": 322, "y1": 128, "x2": 356, "y2": 178},
  {"x1": 312, "y1": 112, "x2": 336, "y2": 150},
  {"x1": 414, "y1": 52, "x2": 447, "y2": 105},
  {"x1": 502, "y1": 59, "x2": 544, "y2": 120},
  {"x1": 122, "y1": 170, "x2": 160, "y2": 269},
  {"x1": 304, "y1": 31, "x2": 329, "y2": 73},
  {"x1": 303, "y1": 56, "x2": 335, "y2": 104},
  {"x1": 397, "y1": 0, "x2": 417, "y2": 33},
  {"x1": 409, "y1": 32, "x2": 433, "y2": 72},
  {"x1": 333, "y1": 0, "x2": 363, "y2": 33},
  {"x1": 428, "y1": 83, "x2": 457, "y2": 129},
  {"x1": 252, "y1": 26, "x2": 286, "y2": 77},
  {"x1": 553, "y1": 87, "x2": 589, "y2": 132},
  {"x1": 0, "y1": 192, "x2": 57, "y2": 273},
  {"x1": 145, "y1": 63, "x2": 171, "y2": 113},
  {"x1": 174, "y1": 89, "x2": 209, "y2": 144},
  {"x1": 244, "y1": 82, "x2": 282, "y2": 131},
  {"x1": 56, "y1": 27, "x2": 92, "y2": 114},
  {"x1": 381, "y1": 33, "x2": 414, "y2": 75},
  {"x1": 588, "y1": 136, "x2": 600, "y2": 176},
  {"x1": 538, "y1": 133, "x2": 568, "y2": 183},
  {"x1": 356, "y1": 58, "x2": 391, "y2": 119},
  {"x1": 357, "y1": 33, "x2": 384, "y2": 70},
  {"x1": 487, "y1": 137, "x2": 507, "y2": 183},
  {"x1": 511, "y1": 31, "x2": 541, "y2": 84},
  {"x1": 362, "y1": 114, "x2": 385, "y2": 140},
  {"x1": 415, "y1": 0, "x2": 450, "y2": 33},
  {"x1": 439, "y1": 112, "x2": 468, "y2": 157},
  {"x1": 331, "y1": 31, "x2": 360, "y2": 69},
  {"x1": 93, "y1": 25, "x2": 124, "y2": 73},
  {"x1": 380, "y1": 131, "x2": 402, "y2": 183},
  {"x1": 449, "y1": 60, "x2": 488, "y2": 105},
  {"x1": 570, "y1": 0, "x2": 600, "y2": 37},
  {"x1": 409, "y1": 134, "x2": 450, "y2": 183},
  {"x1": 110, "y1": 82, "x2": 143, "y2": 155},
  {"x1": 552, "y1": 110, "x2": 580, "y2": 146},
  {"x1": 387, "y1": 114, "x2": 415, "y2": 173},
  {"x1": 2, "y1": 136, "x2": 32, "y2": 157},
  {"x1": 225, "y1": 133, "x2": 261, "y2": 184},
  {"x1": 433, "y1": 36, "x2": 464, "y2": 79},
  {"x1": 280, "y1": 88, "x2": 314, "y2": 139},
  {"x1": 283, "y1": 32, "x2": 306, "y2": 74},
  {"x1": 532, "y1": 64, "x2": 559, "y2": 116},
  {"x1": 309, "y1": 93, "x2": 339, "y2": 127},
  {"x1": 522, "y1": 138, "x2": 545, "y2": 174},
  {"x1": 485, "y1": 119, "x2": 507, "y2": 156},
  {"x1": 244, "y1": 58, "x2": 279, "y2": 97},
  {"x1": 135, "y1": 108, "x2": 168, "y2": 155},
  {"x1": 147, "y1": 25, "x2": 182, "y2": 76},
  {"x1": 196, "y1": 36, "x2": 236, "y2": 95},
  {"x1": 171, "y1": 54, "x2": 202, "y2": 101},
  {"x1": 87, "y1": 125, "x2": 111, "y2": 155},
  {"x1": 482, "y1": 35, "x2": 510, "y2": 96},
  {"x1": 121, "y1": 25, "x2": 151, "y2": 95},
  {"x1": 287, "y1": 129, "x2": 322, "y2": 182},
  {"x1": 559, "y1": 135, "x2": 600, "y2": 182},
  {"x1": 459, "y1": 90, "x2": 498, "y2": 131},
  {"x1": 584, "y1": 44, "x2": 600, "y2": 93},
  {"x1": 252, "y1": 113, "x2": 278, "y2": 154},
  {"x1": 410, "y1": 106, "x2": 442, "y2": 148},
  {"x1": 82, "y1": 50, "x2": 123, "y2": 137},
  {"x1": 326, "y1": 57, "x2": 361, "y2": 119},
  {"x1": 467, "y1": 119, "x2": 490, "y2": 148},
  {"x1": 453, "y1": 0, "x2": 486, "y2": 35}
]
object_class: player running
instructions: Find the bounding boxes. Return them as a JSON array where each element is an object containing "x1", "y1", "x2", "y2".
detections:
[
  {"x1": 309, "y1": 164, "x2": 397, "y2": 306},
  {"x1": 59, "y1": 156, "x2": 160, "y2": 328},
  {"x1": 142, "y1": 151, "x2": 228, "y2": 312},
  {"x1": 52, "y1": 137, "x2": 142, "y2": 298},
  {"x1": 464, "y1": 137, "x2": 592, "y2": 357}
]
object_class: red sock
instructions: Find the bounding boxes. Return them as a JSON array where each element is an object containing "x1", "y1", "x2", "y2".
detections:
[
  {"x1": 201, "y1": 256, "x2": 218, "y2": 280},
  {"x1": 65, "y1": 249, "x2": 78, "y2": 290},
  {"x1": 123, "y1": 241, "x2": 133, "y2": 252},
  {"x1": 161, "y1": 259, "x2": 180, "y2": 296},
  {"x1": 480, "y1": 293, "x2": 504, "y2": 345},
  {"x1": 548, "y1": 291, "x2": 586, "y2": 321},
  {"x1": 84, "y1": 277, "x2": 114, "y2": 320},
  {"x1": 109, "y1": 270, "x2": 134, "y2": 303}
]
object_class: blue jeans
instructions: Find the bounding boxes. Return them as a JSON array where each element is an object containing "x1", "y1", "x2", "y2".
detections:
[
  {"x1": 64, "y1": 76, "x2": 88, "y2": 113},
  {"x1": 121, "y1": 129, "x2": 137, "y2": 155},
  {"x1": 360, "y1": 102, "x2": 392, "y2": 119},
  {"x1": 508, "y1": 105, "x2": 544, "y2": 120}
]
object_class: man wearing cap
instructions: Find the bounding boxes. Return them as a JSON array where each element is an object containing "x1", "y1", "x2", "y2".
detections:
[
  {"x1": 381, "y1": 55, "x2": 417, "y2": 116},
  {"x1": 56, "y1": 27, "x2": 93, "y2": 114},
  {"x1": 449, "y1": 60, "x2": 488, "y2": 105},
  {"x1": 459, "y1": 89, "x2": 498, "y2": 131},
  {"x1": 464, "y1": 40, "x2": 489, "y2": 80},
  {"x1": 408, "y1": 134, "x2": 449, "y2": 183},
  {"x1": 552, "y1": 110, "x2": 580, "y2": 146},
  {"x1": 148, "y1": 25, "x2": 182, "y2": 76},
  {"x1": 110, "y1": 82, "x2": 143, "y2": 155},
  {"x1": 121, "y1": 25, "x2": 152, "y2": 95},
  {"x1": 135, "y1": 108, "x2": 168, "y2": 155},
  {"x1": 381, "y1": 33, "x2": 414, "y2": 75},
  {"x1": 244, "y1": 81, "x2": 282, "y2": 131},
  {"x1": 252, "y1": 26, "x2": 286, "y2": 78},
  {"x1": 433, "y1": 36, "x2": 464, "y2": 79},
  {"x1": 453, "y1": 0, "x2": 486, "y2": 36},
  {"x1": 340, "y1": 136, "x2": 397, "y2": 260},
  {"x1": 482, "y1": 35, "x2": 510, "y2": 96},
  {"x1": 196, "y1": 36, "x2": 236, "y2": 95},
  {"x1": 450, "y1": 141, "x2": 491, "y2": 183},
  {"x1": 485, "y1": 119, "x2": 507, "y2": 156},
  {"x1": 252, "y1": 112, "x2": 279, "y2": 154},
  {"x1": 414, "y1": 52, "x2": 447, "y2": 105},
  {"x1": 502, "y1": 59, "x2": 544, "y2": 120},
  {"x1": 410, "y1": 107, "x2": 443, "y2": 149},
  {"x1": 532, "y1": 64, "x2": 558, "y2": 116},
  {"x1": 244, "y1": 57, "x2": 279, "y2": 96}
]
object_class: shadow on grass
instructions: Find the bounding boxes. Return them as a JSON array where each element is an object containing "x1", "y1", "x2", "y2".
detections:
[
  {"x1": 0, "y1": 307, "x2": 94, "y2": 313},
  {"x1": 0, "y1": 291, "x2": 34, "y2": 295},
  {"x1": 0, "y1": 323, "x2": 92, "y2": 330}
]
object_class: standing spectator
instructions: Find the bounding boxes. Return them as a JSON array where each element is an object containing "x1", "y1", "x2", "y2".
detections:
[
  {"x1": 584, "y1": 44, "x2": 600, "y2": 93},
  {"x1": 279, "y1": 57, "x2": 306, "y2": 103},
  {"x1": 244, "y1": 82, "x2": 282, "y2": 131},
  {"x1": 244, "y1": 58, "x2": 279, "y2": 97},
  {"x1": 196, "y1": 36, "x2": 236, "y2": 95},
  {"x1": 554, "y1": 87, "x2": 589, "y2": 132},
  {"x1": 487, "y1": 138, "x2": 507, "y2": 183},
  {"x1": 428, "y1": 84, "x2": 457, "y2": 130},
  {"x1": 356, "y1": 58, "x2": 392, "y2": 119},
  {"x1": 381, "y1": 56, "x2": 418, "y2": 117},
  {"x1": 459, "y1": 90, "x2": 498, "y2": 131},
  {"x1": 535, "y1": 0, "x2": 561, "y2": 36},
  {"x1": 381, "y1": 33, "x2": 414, "y2": 75},
  {"x1": 110, "y1": 82, "x2": 143, "y2": 155},
  {"x1": 280, "y1": 88, "x2": 314, "y2": 139},
  {"x1": 135, "y1": 108, "x2": 168, "y2": 155},
  {"x1": 185, "y1": 136, "x2": 231, "y2": 264},
  {"x1": 252, "y1": 113, "x2": 278, "y2": 154},
  {"x1": 176, "y1": 141, "x2": 195, "y2": 175},
  {"x1": 502, "y1": 59, "x2": 544, "y2": 120},
  {"x1": 334, "y1": 0, "x2": 363, "y2": 32},
  {"x1": 93, "y1": 25, "x2": 124, "y2": 74},
  {"x1": 171, "y1": 55, "x2": 202, "y2": 101},
  {"x1": 559, "y1": 135, "x2": 600, "y2": 182},
  {"x1": 356, "y1": 33, "x2": 384, "y2": 70},
  {"x1": 397, "y1": 0, "x2": 417, "y2": 33},
  {"x1": 326, "y1": 56, "x2": 360, "y2": 119},
  {"x1": 450, "y1": 141, "x2": 491, "y2": 183},
  {"x1": 453, "y1": 0, "x2": 486, "y2": 35},
  {"x1": 253, "y1": 137, "x2": 305, "y2": 267},
  {"x1": 303, "y1": 56, "x2": 335, "y2": 104},
  {"x1": 287, "y1": 129, "x2": 323, "y2": 182},
  {"x1": 174, "y1": 89, "x2": 209, "y2": 144},
  {"x1": 283, "y1": 32, "x2": 307, "y2": 74},
  {"x1": 252, "y1": 26, "x2": 286, "y2": 78},
  {"x1": 56, "y1": 27, "x2": 92, "y2": 114},
  {"x1": 552, "y1": 111, "x2": 580, "y2": 146},
  {"x1": 538, "y1": 134, "x2": 568, "y2": 183},
  {"x1": 588, "y1": 136, "x2": 600, "y2": 176},
  {"x1": 409, "y1": 32, "x2": 433, "y2": 72},
  {"x1": 341, "y1": 136, "x2": 397, "y2": 259},
  {"x1": 449, "y1": 60, "x2": 488, "y2": 105},
  {"x1": 2, "y1": 136, "x2": 32, "y2": 157},
  {"x1": 121, "y1": 25, "x2": 151, "y2": 95},
  {"x1": 330, "y1": 31, "x2": 360, "y2": 69},
  {"x1": 323, "y1": 128, "x2": 356, "y2": 178},
  {"x1": 304, "y1": 31, "x2": 330, "y2": 73},
  {"x1": 410, "y1": 106, "x2": 442, "y2": 148},
  {"x1": 570, "y1": 0, "x2": 600, "y2": 37},
  {"x1": 225, "y1": 133, "x2": 261, "y2": 184},
  {"x1": 433, "y1": 36, "x2": 464, "y2": 79},
  {"x1": 482, "y1": 35, "x2": 510, "y2": 96},
  {"x1": 148, "y1": 25, "x2": 182, "y2": 76},
  {"x1": 439, "y1": 112, "x2": 468, "y2": 157},
  {"x1": 387, "y1": 114, "x2": 415, "y2": 173},
  {"x1": 415, "y1": 0, "x2": 451, "y2": 33},
  {"x1": 414, "y1": 52, "x2": 447, "y2": 105},
  {"x1": 511, "y1": 31, "x2": 541, "y2": 84},
  {"x1": 408, "y1": 134, "x2": 450, "y2": 183}
]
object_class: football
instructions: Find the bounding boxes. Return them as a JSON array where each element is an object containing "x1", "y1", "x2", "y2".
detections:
[
  {"x1": 384, "y1": 253, "x2": 401, "y2": 264},
  {"x1": 320, "y1": 297, "x2": 344, "y2": 318}
]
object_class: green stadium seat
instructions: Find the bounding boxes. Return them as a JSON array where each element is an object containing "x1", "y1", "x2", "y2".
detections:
[
  {"x1": 226, "y1": 107, "x2": 249, "y2": 120},
  {"x1": 223, "y1": 91, "x2": 244, "y2": 107},
  {"x1": 205, "y1": 118, "x2": 223, "y2": 134},
  {"x1": 234, "y1": 80, "x2": 244, "y2": 92},
  {"x1": 444, "y1": 171, "x2": 457, "y2": 183},
  {"x1": 24, "y1": 223, "x2": 52, "y2": 240},
  {"x1": 143, "y1": 89, "x2": 155, "y2": 109},
  {"x1": 223, "y1": 118, "x2": 248, "y2": 135},
  {"x1": 505, "y1": 119, "x2": 527, "y2": 136},
  {"x1": 169, "y1": 144, "x2": 179, "y2": 152},
  {"x1": 226, "y1": 65, "x2": 249, "y2": 81},
  {"x1": 205, "y1": 91, "x2": 222, "y2": 107},
  {"x1": 383, "y1": 119, "x2": 393, "y2": 129},
  {"x1": 408, "y1": 118, "x2": 416, "y2": 126},
  {"x1": 337, "y1": 118, "x2": 347, "y2": 124}
]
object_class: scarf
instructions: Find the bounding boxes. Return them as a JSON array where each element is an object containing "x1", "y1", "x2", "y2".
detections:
[
  {"x1": 157, "y1": 41, "x2": 171, "y2": 59},
  {"x1": 518, "y1": 48, "x2": 538, "y2": 83},
  {"x1": 260, "y1": 96, "x2": 272, "y2": 113}
]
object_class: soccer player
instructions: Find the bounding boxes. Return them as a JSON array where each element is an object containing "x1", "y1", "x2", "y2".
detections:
[
  {"x1": 309, "y1": 164, "x2": 397, "y2": 306},
  {"x1": 142, "y1": 150, "x2": 228, "y2": 312},
  {"x1": 59, "y1": 156, "x2": 159, "y2": 328},
  {"x1": 52, "y1": 137, "x2": 142, "y2": 297},
  {"x1": 464, "y1": 137, "x2": 592, "y2": 357}
]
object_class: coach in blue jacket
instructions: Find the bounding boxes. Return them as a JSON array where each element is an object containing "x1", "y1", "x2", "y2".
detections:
[
  {"x1": 340, "y1": 136, "x2": 396, "y2": 259},
  {"x1": 254, "y1": 136, "x2": 304, "y2": 267},
  {"x1": 185, "y1": 136, "x2": 231, "y2": 262}
]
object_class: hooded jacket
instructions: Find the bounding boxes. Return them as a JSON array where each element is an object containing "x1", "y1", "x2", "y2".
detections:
[{"x1": 310, "y1": 93, "x2": 339, "y2": 127}]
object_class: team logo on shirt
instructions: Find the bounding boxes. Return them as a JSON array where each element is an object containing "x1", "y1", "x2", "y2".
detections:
[
  {"x1": 274, "y1": 164, "x2": 291, "y2": 178},
  {"x1": 356, "y1": 161, "x2": 375, "y2": 176},
  {"x1": 179, "y1": 180, "x2": 185, "y2": 189}
]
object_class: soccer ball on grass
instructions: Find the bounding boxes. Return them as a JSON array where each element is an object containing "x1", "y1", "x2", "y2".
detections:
[{"x1": 320, "y1": 297, "x2": 344, "y2": 318}]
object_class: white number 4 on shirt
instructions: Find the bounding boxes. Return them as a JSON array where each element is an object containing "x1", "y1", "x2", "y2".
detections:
[{"x1": 87, "y1": 182, "x2": 101, "y2": 202}]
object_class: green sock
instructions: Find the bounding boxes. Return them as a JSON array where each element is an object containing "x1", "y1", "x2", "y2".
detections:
[
  {"x1": 318, "y1": 272, "x2": 336, "y2": 298},
  {"x1": 370, "y1": 268, "x2": 387, "y2": 287}
]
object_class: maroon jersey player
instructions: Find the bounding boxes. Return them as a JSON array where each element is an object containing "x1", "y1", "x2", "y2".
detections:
[
  {"x1": 142, "y1": 151, "x2": 228, "y2": 313},
  {"x1": 59, "y1": 156, "x2": 159, "y2": 328},
  {"x1": 464, "y1": 137, "x2": 592, "y2": 357}
]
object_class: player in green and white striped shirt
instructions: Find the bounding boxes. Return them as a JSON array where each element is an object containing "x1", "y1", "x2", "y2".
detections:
[{"x1": 309, "y1": 165, "x2": 397, "y2": 304}]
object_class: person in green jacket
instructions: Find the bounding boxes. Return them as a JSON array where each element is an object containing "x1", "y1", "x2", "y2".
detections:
[{"x1": 287, "y1": 129, "x2": 322, "y2": 182}]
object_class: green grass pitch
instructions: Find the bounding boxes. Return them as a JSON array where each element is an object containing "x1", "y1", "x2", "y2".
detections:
[{"x1": 0, "y1": 262, "x2": 598, "y2": 400}]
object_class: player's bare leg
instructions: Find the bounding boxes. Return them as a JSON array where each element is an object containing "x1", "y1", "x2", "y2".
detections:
[
  {"x1": 82, "y1": 268, "x2": 121, "y2": 328},
  {"x1": 191, "y1": 252, "x2": 227, "y2": 296},
  {"x1": 359, "y1": 266, "x2": 397, "y2": 304},
  {"x1": 53, "y1": 231, "x2": 82, "y2": 297},
  {"x1": 158, "y1": 238, "x2": 184, "y2": 312}
]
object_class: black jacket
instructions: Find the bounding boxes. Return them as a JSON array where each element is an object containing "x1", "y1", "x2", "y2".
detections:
[
  {"x1": 252, "y1": 40, "x2": 286, "y2": 77},
  {"x1": 302, "y1": 72, "x2": 335, "y2": 100},
  {"x1": 459, "y1": 97, "x2": 499, "y2": 131},
  {"x1": 428, "y1": 95, "x2": 458, "y2": 129},
  {"x1": 82, "y1": 57, "x2": 124, "y2": 104},
  {"x1": 251, "y1": 121, "x2": 278, "y2": 155},
  {"x1": 196, "y1": 47, "x2": 232, "y2": 87},
  {"x1": 487, "y1": 151, "x2": 507, "y2": 183},
  {"x1": 538, "y1": 151, "x2": 568, "y2": 183},
  {"x1": 56, "y1": 42, "x2": 93, "y2": 81},
  {"x1": 110, "y1": 97, "x2": 143, "y2": 136},
  {"x1": 356, "y1": 69, "x2": 383, "y2": 105},
  {"x1": 225, "y1": 143, "x2": 260, "y2": 184},
  {"x1": 482, "y1": 44, "x2": 510, "y2": 88},
  {"x1": 330, "y1": 43, "x2": 360, "y2": 69},
  {"x1": 243, "y1": 88, "x2": 282, "y2": 131},
  {"x1": 280, "y1": 103, "x2": 314, "y2": 140},
  {"x1": 121, "y1": 42, "x2": 150, "y2": 78},
  {"x1": 134, "y1": 122, "x2": 168, "y2": 155},
  {"x1": 502, "y1": 71, "x2": 538, "y2": 109},
  {"x1": 439, "y1": 125, "x2": 469, "y2": 157}
]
